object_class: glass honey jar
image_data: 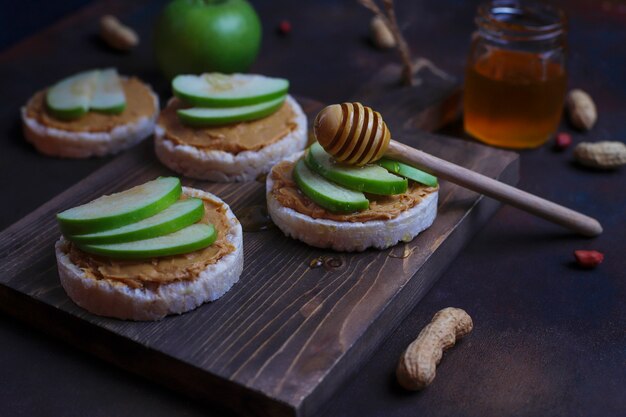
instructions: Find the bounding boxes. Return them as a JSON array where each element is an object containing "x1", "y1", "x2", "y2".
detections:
[{"x1": 464, "y1": 1, "x2": 567, "y2": 149}]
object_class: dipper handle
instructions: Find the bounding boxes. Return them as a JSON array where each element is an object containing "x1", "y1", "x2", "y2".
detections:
[
  {"x1": 385, "y1": 141, "x2": 602, "y2": 237},
  {"x1": 314, "y1": 103, "x2": 603, "y2": 237}
]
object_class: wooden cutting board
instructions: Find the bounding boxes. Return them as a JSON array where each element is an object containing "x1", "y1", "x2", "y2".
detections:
[{"x1": 0, "y1": 97, "x2": 518, "y2": 417}]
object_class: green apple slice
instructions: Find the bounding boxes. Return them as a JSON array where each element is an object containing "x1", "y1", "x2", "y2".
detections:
[
  {"x1": 305, "y1": 142, "x2": 408, "y2": 195},
  {"x1": 46, "y1": 70, "x2": 98, "y2": 120},
  {"x1": 177, "y1": 96, "x2": 286, "y2": 126},
  {"x1": 57, "y1": 177, "x2": 182, "y2": 235},
  {"x1": 377, "y1": 159, "x2": 438, "y2": 187},
  {"x1": 46, "y1": 69, "x2": 126, "y2": 119},
  {"x1": 77, "y1": 224, "x2": 217, "y2": 259},
  {"x1": 172, "y1": 73, "x2": 289, "y2": 107},
  {"x1": 293, "y1": 158, "x2": 369, "y2": 213},
  {"x1": 68, "y1": 198, "x2": 204, "y2": 245},
  {"x1": 89, "y1": 68, "x2": 126, "y2": 114}
]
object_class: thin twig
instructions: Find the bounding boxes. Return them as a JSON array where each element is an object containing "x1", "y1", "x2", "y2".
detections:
[
  {"x1": 383, "y1": 0, "x2": 414, "y2": 86},
  {"x1": 358, "y1": 0, "x2": 383, "y2": 15},
  {"x1": 358, "y1": 0, "x2": 415, "y2": 86}
]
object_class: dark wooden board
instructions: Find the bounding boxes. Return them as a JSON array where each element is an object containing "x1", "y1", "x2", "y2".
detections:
[{"x1": 0, "y1": 96, "x2": 518, "y2": 417}]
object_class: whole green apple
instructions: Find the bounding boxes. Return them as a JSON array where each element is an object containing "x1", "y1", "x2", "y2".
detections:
[{"x1": 154, "y1": 0, "x2": 262, "y2": 79}]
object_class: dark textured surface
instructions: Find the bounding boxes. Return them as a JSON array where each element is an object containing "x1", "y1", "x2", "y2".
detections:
[
  {"x1": 0, "y1": 1, "x2": 625, "y2": 417},
  {"x1": 0, "y1": 0, "x2": 91, "y2": 49}
]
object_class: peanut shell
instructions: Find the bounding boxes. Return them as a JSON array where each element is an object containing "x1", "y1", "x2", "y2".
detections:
[
  {"x1": 574, "y1": 141, "x2": 626, "y2": 169},
  {"x1": 99, "y1": 15, "x2": 139, "y2": 51},
  {"x1": 566, "y1": 89, "x2": 597, "y2": 131},
  {"x1": 396, "y1": 307, "x2": 473, "y2": 390}
]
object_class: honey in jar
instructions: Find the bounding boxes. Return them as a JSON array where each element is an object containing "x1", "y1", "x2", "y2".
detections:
[{"x1": 464, "y1": 1, "x2": 567, "y2": 149}]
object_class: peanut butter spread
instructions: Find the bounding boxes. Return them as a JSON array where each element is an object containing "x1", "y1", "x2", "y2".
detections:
[
  {"x1": 25, "y1": 78, "x2": 156, "y2": 132},
  {"x1": 271, "y1": 160, "x2": 438, "y2": 222},
  {"x1": 158, "y1": 98, "x2": 297, "y2": 154},
  {"x1": 67, "y1": 196, "x2": 235, "y2": 289}
]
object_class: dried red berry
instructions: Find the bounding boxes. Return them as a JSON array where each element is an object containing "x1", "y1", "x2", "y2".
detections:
[
  {"x1": 278, "y1": 20, "x2": 292, "y2": 35},
  {"x1": 554, "y1": 132, "x2": 572, "y2": 150},
  {"x1": 574, "y1": 250, "x2": 604, "y2": 268}
]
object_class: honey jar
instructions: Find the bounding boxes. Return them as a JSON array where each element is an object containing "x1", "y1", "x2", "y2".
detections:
[{"x1": 464, "y1": 1, "x2": 567, "y2": 149}]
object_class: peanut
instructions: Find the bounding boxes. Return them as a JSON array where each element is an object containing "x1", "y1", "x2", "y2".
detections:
[
  {"x1": 396, "y1": 307, "x2": 473, "y2": 390},
  {"x1": 566, "y1": 89, "x2": 597, "y2": 131},
  {"x1": 277, "y1": 20, "x2": 292, "y2": 35},
  {"x1": 554, "y1": 132, "x2": 572, "y2": 150},
  {"x1": 99, "y1": 15, "x2": 139, "y2": 51},
  {"x1": 573, "y1": 141, "x2": 626, "y2": 169},
  {"x1": 370, "y1": 16, "x2": 396, "y2": 49},
  {"x1": 574, "y1": 250, "x2": 604, "y2": 268}
]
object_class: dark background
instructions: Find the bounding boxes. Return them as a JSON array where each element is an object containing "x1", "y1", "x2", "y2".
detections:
[
  {"x1": 0, "y1": 1, "x2": 624, "y2": 416},
  {"x1": 0, "y1": 1, "x2": 90, "y2": 50}
]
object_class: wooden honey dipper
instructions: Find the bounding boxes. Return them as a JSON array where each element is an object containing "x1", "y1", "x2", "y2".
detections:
[{"x1": 314, "y1": 102, "x2": 603, "y2": 237}]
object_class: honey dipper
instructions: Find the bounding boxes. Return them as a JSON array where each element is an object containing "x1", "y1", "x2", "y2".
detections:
[{"x1": 313, "y1": 103, "x2": 602, "y2": 237}]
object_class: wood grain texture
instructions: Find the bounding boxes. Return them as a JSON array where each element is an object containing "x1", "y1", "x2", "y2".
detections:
[{"x1": 0, "y1": 96, "x2": 518, "y2": 417}]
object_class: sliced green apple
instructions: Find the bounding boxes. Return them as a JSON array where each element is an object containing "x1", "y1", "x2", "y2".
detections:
[
  {"x1": 57, "y1": 177, "x2": 182, "y2": 235},
  {"x1": 77, "y1": 224, "x2": 217, "y2": 259},
  {"x1": 68, "y1": 198, "x2": 204, "y2": 245},
  {"x1": 177, "y1": 96, "x2": 286, "y2": 126},
  {"x1": 377, "y1": 159, "x2": 438, "y2": 187},
  {"x1": 90, "y1": 68, "x2": 126, "y2": 114},
  {"x1": 293, "y1": 158, "x2": 369, "y2": 213},
  {"x1": 305, "y1": 142, "x2": 407, "y2": 195},
  {"x1": 46, "y1": 70, "x2": 98, "y2": 120},
  {"x1": 172, "y1": 73, "x2": 289, "y2": 107},
  {"x1": 46, "y1": 68, "x2": 126, "y2": 120}
]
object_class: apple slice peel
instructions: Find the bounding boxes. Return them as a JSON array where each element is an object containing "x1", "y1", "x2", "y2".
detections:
[
  {"x1": 46, "y1": 70, "x2": 98, "y2": 120},
  {"x1": 293, "y1": 158, "x2": 369, "y2": 213},
  {"x1": 77, "y1": 223, "x2": 217, "y2": 259},
  {"x1": 46, "y1": 68, "x2": 126, "y2": 120},
  {"x1": 377, "y1": 159, "x2": 438, "y2": 187},
  {"x1": 57, "y1": 177, "x2": 182, "y2": 235},
  {"x1": 172, "y1": 73, "x2": 289, "y2": 107},
  {"x1": 177, "y1": 96, "x2": 286, "y2": 126},
  {"x1": 89, "y1": 68, "x2": 127, "y2": 114},
  {"x1": 67, "y1": 197, "x2": 204, "y2": 245},
  {"x1": 305, "y1": 142, "x2": 407, "y2": 195}
]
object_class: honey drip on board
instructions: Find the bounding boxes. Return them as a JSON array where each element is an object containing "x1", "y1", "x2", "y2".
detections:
[
  {"x1": 309, "y1": 256, "x2": 344, "y2": 270},
  {"x1": 236, "y1": 205, "x2": 275, "y2": 232},
  {"x1": 309, "y1": 257, "x2": 324, "y2": 268},
  {"x1": 388, "y1": 245, "x2": 414, "y2": 259},
  {"x1": 464, "y1": 49, "x2": 566, "y2": 148},
  {"x1": 324, "y1": 256, "x2": 343, "y2": 269}
]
